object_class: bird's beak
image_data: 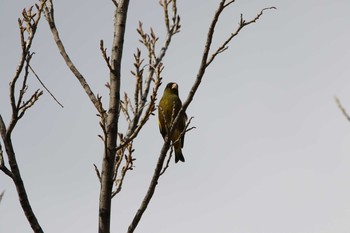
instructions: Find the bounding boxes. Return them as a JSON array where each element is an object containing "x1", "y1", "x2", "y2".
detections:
[{"x1": 171, "y1": 83, "x2": 178, "y2": 90}]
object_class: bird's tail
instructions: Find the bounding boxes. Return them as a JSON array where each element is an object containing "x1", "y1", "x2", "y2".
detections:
[{"x1": 174, "y1": 148, "x2": 185, "y2": 163}]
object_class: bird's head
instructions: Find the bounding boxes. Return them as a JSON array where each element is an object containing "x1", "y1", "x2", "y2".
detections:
[{"x1": 164, "y1": 82, "x2": 179, "y2": 95}]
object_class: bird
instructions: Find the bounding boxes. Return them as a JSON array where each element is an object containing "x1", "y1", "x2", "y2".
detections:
[{"x1": 158, "y1": 82, "x2": 187, "y2": 163}]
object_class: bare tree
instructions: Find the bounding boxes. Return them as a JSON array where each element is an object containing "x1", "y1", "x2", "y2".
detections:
[{"x1": 0, "y1": 1, "x2": 275, "y2": 233}]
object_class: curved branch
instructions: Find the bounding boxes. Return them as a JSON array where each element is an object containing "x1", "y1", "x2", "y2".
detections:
[{"x1": 43, "y1": 0, "x2": 102, "y2": 114}]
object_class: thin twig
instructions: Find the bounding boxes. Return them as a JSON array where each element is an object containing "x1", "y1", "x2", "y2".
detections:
[
  {"x1": 93, "y1": 164, "x2": 101, "y2": 183},
  {"x1": 175, "y1": 116, "x2": 195, "y2": 144},
  {"x1": 0, "y1": 144, "x2": 14, "y2": 179},
  {"x1": 206, "y1": 6, "x2": 276, "y2": 67},
  {"x1": 117, "y1": 73, "x2": 161, "y2": 151},
  {"x1": 335, "y1": 96, "x2": 350, "y2": 122},
  {"x1": 112, "y1": 0, "x2": 118, "y2": 8},
  {"x1": 18, "y1": 89, "x2": 43, "y2": 119},
  {"x1": 159, "y1": 146, "x2": 173, "y2": 176},
  {"x1": 10, "y1": 4, "x2": 45, "y2": 117},
  {"x1": 122, "y1": 0, "x2": 178, "y2": 143},
  {"x1": 223, "y1": 0, "x2": 236, "y2": 8},
  {"x1": 0, "y1": 114, "x2": 6, "y2": 139},
  {"x1": 100, "y1": 40, "x2": 113, "y2": 73},
  {"x1": 0, "y1": 190, "x2": 4, "y2": 203},
  {"x1": 16, "y1": 52, "x2": 32, "y2": 111},
  {"x1": 29, "y1": 64, "x2": 64, "y2": 108},
  {"x1": 112, "y1": 150, "x2": 134, "y2": 198}
]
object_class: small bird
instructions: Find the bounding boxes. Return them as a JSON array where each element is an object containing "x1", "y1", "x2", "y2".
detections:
[{"x1": 158, "y1": 82, "x2": 187, "y2": 163}]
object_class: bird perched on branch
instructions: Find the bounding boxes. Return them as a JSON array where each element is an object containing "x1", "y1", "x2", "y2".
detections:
[{"x1": 158, "y1": 82, "x2": 187, "y2": 163}]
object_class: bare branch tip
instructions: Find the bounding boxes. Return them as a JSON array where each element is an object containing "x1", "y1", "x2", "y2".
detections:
[
  {"x1": 93, "y1": 164, "x2": 102, "y2": 182},
  {"x1": 335, "y1": 96, "x2": 350, "y2": 122}
]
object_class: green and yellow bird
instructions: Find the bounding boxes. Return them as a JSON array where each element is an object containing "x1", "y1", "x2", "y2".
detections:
[{"x1": 158, "y1": 82, "x2": 187, "y2": 163}]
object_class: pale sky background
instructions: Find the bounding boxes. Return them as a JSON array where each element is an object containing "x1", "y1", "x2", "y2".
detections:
[{"x1": 1, "y1": 0, "x2": 350, "y2": 233}]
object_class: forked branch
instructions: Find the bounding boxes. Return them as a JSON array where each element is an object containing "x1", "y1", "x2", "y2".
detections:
[
  {"x1": 207, "y1": 6, "x2": 276, "y2": 67},
  {"x1": 127, "y1": 1, "x2": 275, "y2": 233}
]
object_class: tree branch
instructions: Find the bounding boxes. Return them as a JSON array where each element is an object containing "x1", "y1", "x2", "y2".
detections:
[
  {"x1": 112, "y1": 140, "x2": 134, "y2": 198},
  {"x1": 0, "y1": 2, "x2": 48, "y2": 232},
  {"x1": 127, "y1": 136, "x2": 171, "y2": 233},
  {"x1": 117, "y1": 0, "x2": 179, "y2": 153},
  {"x1": 43, "y1": 0, "x2": 103, "y2": 114},
  {"x1": 0, "y1": 144, "x2": 14, "y2": 179},
  {"x1": 112, "y1": 0, "x2": 118, "y2": 8},
  {"x1": 2, "y1": 133, "x2": 44, "y2": 233},
  {"x1": 0, "y1": 190, "x2": 4, "y2": 203},
  {"x1": 100, "y1": 40, "x2": 113, "y2": 73},
  {"x1": 29, "y1": 63, "x2": 64, "y2": 108},
  {"x1": 16, "y1": 52, "x2": 33, "y2": 111},
  {"x1": 127, "y1": 1, "x2": 275, "y2": 232},
  {"x1": 94, "y1": 163, "x2": 102, "y2": 183},
  {"x1": 111, "y1": 0, "x2": 180, "y2": 203},
  {"x1": 206, "y1": 6, "x2": 276, "y2": 67},
  {"x1": 0, "y1": 114, "x2": 7, "y2": 141},
  {"x1": 335, "y1": 96, "x2": 350, "y2": 122},
  {"x1": 159, "y1": 146, "x2": 173, "y2": 176},
  {"x1": 97, "y1": 0, "x2": 130, "y2": 232},
  {"x1": 18, "y1": 89, "x2": 43, "y2": 119}
]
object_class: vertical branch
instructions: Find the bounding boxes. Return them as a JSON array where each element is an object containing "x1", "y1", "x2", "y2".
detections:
[{"x1": 98, "y1": 1, "x2": 130, "y2": 233}]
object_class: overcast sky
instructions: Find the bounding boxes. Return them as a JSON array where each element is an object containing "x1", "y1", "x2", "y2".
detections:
[{"x1": 1, "y1": 1, "x2": 350, "y2": 233}]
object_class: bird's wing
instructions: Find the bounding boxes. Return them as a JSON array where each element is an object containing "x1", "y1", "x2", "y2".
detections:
[
  {"x1": 158, "y1": 103, "x2": 167, "y2": 139},
  {"x1": 158, "y1": 117, "x2": 167, "y2": 139}
]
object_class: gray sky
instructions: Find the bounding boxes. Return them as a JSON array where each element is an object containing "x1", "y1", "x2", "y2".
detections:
[{"x1": 1, "y1": 0, "x2": 350, "y2": 233}]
